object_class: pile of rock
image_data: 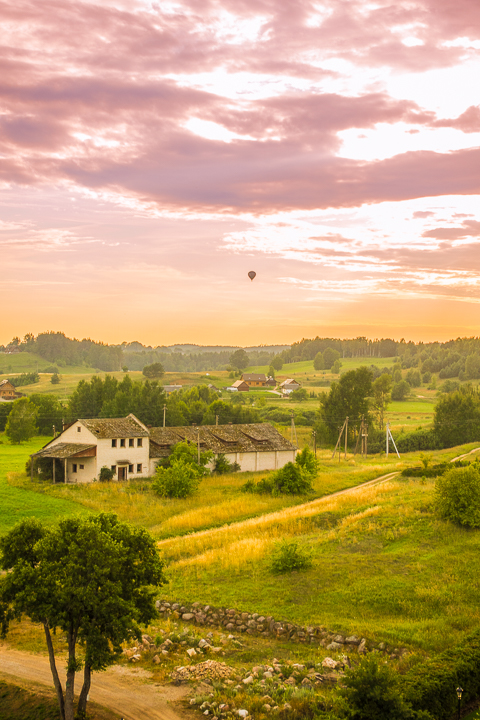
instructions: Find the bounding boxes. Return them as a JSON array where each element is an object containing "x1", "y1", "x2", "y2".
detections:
[
  {"x1": 122, "y1": 629, "x2": 229, "y2": 664},
  {"x1": 155, "y1": 600, "x2": 406, "y2": 658},
  {"x1": 171, "y1": 660, "x2": 237, "y2": 683}
]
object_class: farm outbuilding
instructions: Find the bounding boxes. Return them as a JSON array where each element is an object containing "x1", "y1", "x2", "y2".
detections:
[{"x1": 32, "y1": 415, "x2": 297, "y2": 482}]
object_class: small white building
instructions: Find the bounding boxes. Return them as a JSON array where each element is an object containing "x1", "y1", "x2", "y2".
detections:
[{"x1": 32, "y1": 415, "x2": 297, "y2": 482}]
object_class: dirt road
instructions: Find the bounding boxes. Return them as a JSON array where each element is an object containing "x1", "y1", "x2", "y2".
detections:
[{"x1": 0, "y1": 645, "x2": 189, "y2": 720}]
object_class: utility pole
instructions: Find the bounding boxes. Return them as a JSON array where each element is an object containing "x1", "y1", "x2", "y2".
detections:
[
  {"x1": 386, "y1": 421, "x2": 400, "y2": 458},
  {"x1": 344, "y1": 416, "x2": 348, "y2": 459},
  {"x1": 163, "y1": 404, "x2": 166, "y2": 428},
  {"x1": 332, "y1": 418, "x2": 347, "y2": 461}
]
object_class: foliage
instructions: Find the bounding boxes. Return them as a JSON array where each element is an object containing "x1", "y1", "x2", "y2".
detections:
[
  {"x1": 229, "y1": 348, "x2": 250, "y2": 371},
  {"x1": 401, "y1": 459, "x2": 470, "y2": 478},
  {"x1": 394, "y1": 428, "x2": 440, "y2": 453},
  {"x1": 401, "y1": 629, "x2": 480, "y2": 720},
  {"x1": 435, "y1": 464, "x2": 480, "y2": 527},
  {"x1": 0, "y1": 513, "x2": 165, "y2": 720},
  {"x1": 313, "y1": 351, "x2": 325, "y2": 370},
  {"x1": 406, "y1": 369, "x2": 422, "y2": 387},
  {"x1": 50, "y1": 372, "x2": 61, "y2": 384},
  {"x1": 271, "y1": 355, "x2": 283, "y2": 371},
  {"x1": 433, "y1": 389, "x2": 480, "y2": 448},
  {"x1": 295, "y1": 445, "x2": 319, "y2": 478},
  {"x1": 99, "y1": 466, "x2": 115, "y2": 482},
  {"x1": 8, "y1": 372, "x2": 39, "y2": 387},
  {"x1": 153, "y1": 440, "x2": 213, "y2": 498},
  {"x1": 341, "y1": 656, "x2": 424, "y2": 720},
  {"x1": 243, "y1": 454, "x2": 315, "y2": 496},
  {"x1": 5, "y1": 398, "x2": 38, "y2": 444},
  {"x1": 371, "y1": 373, "x2": 392, "y2": 429},
  {"x1": 142, "y1": 362, "x2": 165, "y2": 379},
  {"x1": 213, "y1": 453, "x2": 241, "y2": 474},
  {"x1": 332, "y1": 358, "x2": 342, "y2": 373},
  {"x1": 319, "y1": 367, "x2": 373, "y2": 443},
  {"x1": 270, "y1": 540, "x2": 313, "y2": 573},
  {"x1": 323, "y1": 347, "x2": 341, "y2": 369},
  {"x1": 28, "y1": 394, "x2": 64, "y2": 436},
  {"x1": 289, "y1": 387, "x2": 308, "y2": 401},
  {"x1": 0, "y1": 402, "x2": 12, "y2": 431},
  {"x1": 391, "y1": 379, "x2": 411, "y2": 401},
  {"x1": 152, "y1": 458, "x2": 204, "y2": 498}
]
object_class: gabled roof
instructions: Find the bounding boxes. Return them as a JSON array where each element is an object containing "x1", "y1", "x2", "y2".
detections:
[
  {"x1": 231, "y1": 379, "x2": 249, "y2": 389},
  {"x1": 0, "y1": 379, "x2": 15, "y2": 389},
  {"x1": 242, "y1": 373, "x2": 266, "y2": 382},
  {"x1": 79, "y1": 414, "x2": 149, "y2": 438},
  {"x1": 279, "y1": 378, "x2": 300, "y2": 387},
  {"x1": 149, "y1": 423, "x2": 296, "y2": 458}
]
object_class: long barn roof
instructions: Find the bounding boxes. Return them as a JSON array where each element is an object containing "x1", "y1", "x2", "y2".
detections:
[{"x1": 149, "y1": 423, "x2": 295, "y2": 458}]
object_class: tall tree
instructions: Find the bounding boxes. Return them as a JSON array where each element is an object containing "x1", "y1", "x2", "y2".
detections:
[
  {"x1": 319, "y1": 367, "x2": 373, "y2": 442},
  {"x1": 5, "y1": 398, "x2": 38, "y2": 444},
  {"x1": 229, "y1": 348, "x2": 250, "y2": 371},
  {"x1": 0, "y1": 514, "x2": 165, "y2": 720},
  {"x1": 371, "y1": 374, "x2": 393, "y2": 429}
]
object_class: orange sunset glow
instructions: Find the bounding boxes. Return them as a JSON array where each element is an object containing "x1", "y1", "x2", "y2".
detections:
[{"x1": 1, "y1": 0, "x2": 480, "y2": 347}]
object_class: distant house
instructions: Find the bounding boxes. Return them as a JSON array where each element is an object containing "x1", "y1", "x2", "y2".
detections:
[
  {"x1": 163, "y1": 385, "x2": 182, "y2": 395},
  {"x1": 0, "y1": 379, "x2": 19, "y2": 400},
  {"x1": 207, "y1": 383, "x2": 220, "y2": 392},
  {"x1": 265, "y1": 376, "x2": 276, "y2": 387},
  {"x1": 31, "y1": 414, "x2": 297, "y2": 482},
  {"x1": 227, "y1": 379, "x2": 249, "y2": 392},
  {"x1": 241, "y1": 373, "x2": 266, "y2": 387},
  {"x1": 278, "y1": 378, "x2": 301, "y2": 394}
]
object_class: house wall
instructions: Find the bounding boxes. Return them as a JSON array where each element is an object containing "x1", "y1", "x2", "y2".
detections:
[
  {"x1": 224, "y1": 448, "x2": 297, "y2": 472},
  {"x1": 66, "y1": 456, "x2": 97, "y2": 484}
]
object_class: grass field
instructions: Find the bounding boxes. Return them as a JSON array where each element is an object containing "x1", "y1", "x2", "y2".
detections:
[{"x1": 0, "y1": 436, "x2": 88, "y2": 534}]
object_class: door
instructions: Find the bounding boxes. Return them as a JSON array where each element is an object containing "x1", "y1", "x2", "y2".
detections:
[{"x1": 118, "y1": 466, "x2": 127, "y2": 481}]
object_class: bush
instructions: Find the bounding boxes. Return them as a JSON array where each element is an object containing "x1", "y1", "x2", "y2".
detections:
[
  {"x1": 152, "y1": 459, "x2": 202, "y2": 498},
  {"x1": 391, "y1": 380, "x2": 411, "y2": 401},
  {"x1": 270, "y1": 540, "x2": 313, "y2": 574},
  {"x1": 341, "y1": 656, "x2": 425, "y2": 720},
  {"x1": 213, "y1": 453, "x2": 240, "y2": 474},
  {"x1": 50, "y1": 372, "x2": 61, "y2": 384},
  {"x1": 99, "y1": 466, "x2": 115, "y2": 482},
  {"x1": 435, "y1": 464, "x2": 480, "y2": 527},
  {"x1": 272, "y1": 462, "x2": 314, "y2": 494}
]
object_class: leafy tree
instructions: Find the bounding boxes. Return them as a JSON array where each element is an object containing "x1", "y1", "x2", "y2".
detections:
[
  {"x1": 435, "y1": 464, "x2": 480, "y2": 527},
  {"x1": 5, "y1": 398, "x2": 38, "y2": 444},
  {"x1": 332, "y1": 358, "x2": 342, "y2": 374},
  {"x1": 213, "y1": 453, "x2": 240, "y2": 474},
  {"x1": 0, "y1": 514, "x2": 165, "y2": 720},
  {"x1": 433, "y1": 390, "x2": 480, "y2": 447},
  {"x1": 371, "y1": 373, "x2": 392, "y2": 429},
  {"x1": 319, "y1": 367, "x2": 373, "y2": 443},
  {"x1": 271, "y1": 355, "x2": 283, "y2": 371},
  {"x1": 0, "y1": 402, "x2": 12, "y2": 431},
  {"x1": 295, "y1": 445, "x2": 319, "y2": 479},
  {"x1": 271, "y1": 461, "x2": 314, "y2": 495},
  {"x1": 142, "y1": 362, "x2": 165, "y2": 379},
  {"x1": 323, "y1": 347, "x2": 341, "y2": 369},
  {"x1": 267, "y1": 364, "x2": 276, "y2": 379},
  {"x1": 51, "y1": 371, "x2": 61, "y2": 384},
  {"x1": 159, "y1": 439, "x2": 213, "y2": 472},
  {"x1": 465, "y1": 353, "x2": 480, "y2": 380},
  {"x1": 313, "y1": 351, "x2": 324, "y2": 370},
  {"x1": 391, "y1": 380, "x2": 411, "y2": 401},
  {"x1": 29, "y1": 394, "x2": 64, "y2": 436},
  {"x1": 406, "y1": 369, "x2": 422, "y2": 387},
  {"x1": 229, "y1": 348, "x2": 249, "y2": 371}
]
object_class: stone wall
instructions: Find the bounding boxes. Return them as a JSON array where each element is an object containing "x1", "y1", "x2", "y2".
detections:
[{"x1": 155, "y1": 600, "x2": 407, "y2": 658}]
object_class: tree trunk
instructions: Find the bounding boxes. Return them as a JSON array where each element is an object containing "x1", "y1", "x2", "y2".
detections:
[
  {"x1": 64, "y1": 628, "x2": 77, "y2": 720},
  {"x1": 43, "y1": 622, "x2": 65, "y2": 720},
  {"x1": 77, "y1": 663, "x2": 92, "y2": 717}
]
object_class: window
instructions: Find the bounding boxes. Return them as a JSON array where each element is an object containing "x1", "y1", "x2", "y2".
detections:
[
  {"x1": 137, "y1": 438, "x2": 143, "y2": 447},
  {"x1": 72, "y1": 463, "x2": 77, "y2": 473},
  {"x1": 120, "y1": 439, "x2": 126, "y2": 448},
  {"x1": 128, "y1": 464, "x2": 134, "y2": 473},
  {"x1": 129, "y1": 438, "x2": 134, "y2": 447},
  {"x1": 111, "y1": 465, "x2": 116, "y2": 472},
  {"x1": 77, "y1": 426, "x2": 81, "y2": 432},
  {"x1": 112, "y1": 439, "x2": 117, "y2": 448},
  {"x1": 79, "y1": 464, "x2": 84, "y2": 470},
  {"x1": 137, "y1": 464, "x2": 142, "y2": 473}
]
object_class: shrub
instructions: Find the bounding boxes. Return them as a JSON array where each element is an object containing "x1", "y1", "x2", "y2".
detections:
[
  {"x1": 213, "y1": 453, "x2": 240, "y2": 474},
  {"x1": 50, "y1": 372, "x2": 61, "y2": 384},
  {"x1": 435, "y1": 464, "x2": 480, "y2": 527},
  {"x1": 272, "y1": 462, "x2": 314, "y2": 494},
  {"x1": 295, "y1": 445, "x2": 319, "y2": 478},
  {"x1": 341, "y1": 656, "x2": 425, "y2": 720},
  {"x1": 270, "y1": 540, "x2": 313, "y2": 574},
  {"x1": 152, "y1": 459, "x2": 202, "y2": 498},
  {"x1": 99, "y1": 466, "x2": 115, "y2": 482}
]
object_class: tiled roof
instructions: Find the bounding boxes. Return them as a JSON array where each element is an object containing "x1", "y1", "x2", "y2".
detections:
[
  {"x1": 34, "y1": 443, "x2": 97, "y2": 459},
  {"x1": 149, "y1": 423, "x2": 296, "y2": 458},
  {"x1": 80, "y1": 414, "x2": 149, "y2": 438},
  {"x1": 242, "y1": 373, "x2": 266, "y2": 382}
]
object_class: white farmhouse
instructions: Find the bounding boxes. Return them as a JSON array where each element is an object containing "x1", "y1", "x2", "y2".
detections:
[{"x1": 32, "y1": 414, "x2": 297, "y2": 482}]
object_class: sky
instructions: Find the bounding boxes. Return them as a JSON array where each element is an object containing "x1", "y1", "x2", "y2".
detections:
[{"x1": 1, "y1": 0, "x2": 480, "y2": 347}]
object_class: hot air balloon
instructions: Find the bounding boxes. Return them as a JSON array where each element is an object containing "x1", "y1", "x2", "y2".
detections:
[{"x1": 248, "y1": 271, "x2": 256, "y2": 281}]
